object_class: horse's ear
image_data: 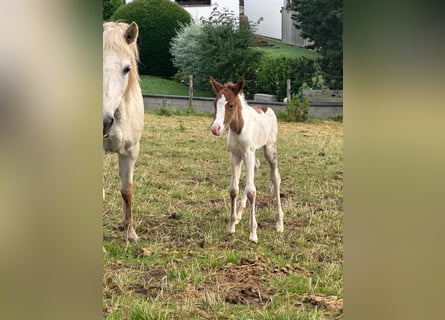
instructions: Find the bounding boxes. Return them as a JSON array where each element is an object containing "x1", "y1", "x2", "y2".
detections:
[
  {"x1": 125, "y1": 22, "x2": 139, "y2": 44},
  {"x1": 233, "y1": 77, "x2": 245, "y2": 96},
  {"x1": 209, "y1": 77, "x2": 224, "y2": 94}
]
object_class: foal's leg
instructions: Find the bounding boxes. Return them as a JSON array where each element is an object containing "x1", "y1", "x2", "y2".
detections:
[
  {"x1": 236, "y1": 158, "x2": 260, "y2": 222},
  {"x1": 228, "y1": 153, "x2": 243, "y2": 234},
  {"x1": 264, "y1": 143, "x2": 284, "y2": 232},
  {"x1": 244, "y1": 151, "x2": 258, "y2": 242},
  {"x1": 118, "y1": 144, "x2": 140, "y2": 242}
]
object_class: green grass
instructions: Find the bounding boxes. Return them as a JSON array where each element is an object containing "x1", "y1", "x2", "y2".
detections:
[
  {"x1": 103, "y1": 114, "x2": 343, "y2": 319},
  {"x1": 140, "y1": 75, "x2": 213, "y2": 97},
  {"x1": 255, "y1": 39, "x2": 320, "y2": 59}
]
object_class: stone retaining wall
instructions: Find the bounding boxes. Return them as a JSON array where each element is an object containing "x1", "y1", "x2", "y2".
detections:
[{"x1": 143, "y1": 94, "x2": 343, "y2": 118}]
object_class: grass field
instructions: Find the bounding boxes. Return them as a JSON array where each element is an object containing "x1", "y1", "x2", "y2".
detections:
[
  {"x1": 255, "y1": 39, "x2": 320, "y2": 60},
  {"x1": 139, "y1": 75, "x2": 214, "y2": 97},
  {"x1": 103, "y1": 113, "x2": 343, "y2": 319}
]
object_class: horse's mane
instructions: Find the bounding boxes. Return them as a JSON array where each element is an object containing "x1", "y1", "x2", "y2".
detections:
[
  {"x1": 223, "y1": 82, "x2": 238, "y2": 90},
  {"x1": 103, "y1": 21, "x2": 140, "y2": 96},
  {"x1": 222, "y1": 81, "x2": 246, "y2": 103}
]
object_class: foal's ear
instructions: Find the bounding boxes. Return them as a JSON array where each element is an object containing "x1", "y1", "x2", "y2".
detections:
[
  {"x1": 233, "y1": 77, "x2": 245, "y2": 96},
  {"x1": 209, "y1": 77, "x2": 224, "y2": 94},
  {"x1": 124, "y1": 22, "x2": 139, "y2": 44}
]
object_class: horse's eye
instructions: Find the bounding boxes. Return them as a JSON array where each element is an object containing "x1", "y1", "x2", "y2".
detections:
[
  {"x1": 123, "y1": 65, "x2": 131, "y2": 74},
  {"x1": 228, "y1": 104, "x2": 234, "y2": 109}
]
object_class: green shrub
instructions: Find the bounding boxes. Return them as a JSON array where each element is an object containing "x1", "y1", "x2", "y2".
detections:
[
  {"x1": 112, "y1": 0, "x2": 191, "y2": 77},
  {"x1": 170, "y1": 23, "x2": 204, "y2": 84},
  {"x1": 199, "y1": 8, "x2": 263, "y2": 93},
  {"x1": 254, "y1": 56, "x2": 320, "y2": 101},
  {"x1": 170, "y1": 7, "x2": 262, "y2": 96},
  {"x1": 280, "y1": 89, "x2": 310, "y2": 122},
  {"x1": 103, "y1": 0, "x2": 124, "y2": 21}
]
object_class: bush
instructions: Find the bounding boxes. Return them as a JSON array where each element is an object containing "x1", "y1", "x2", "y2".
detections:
[
  {"x1": 103, "y1": 0, "x2": 124, "y2": 21},
  {"x1": 280, "y1": 90, "x2": 310, "y2": 122},
  {"x1": 170, "y1": 23, "x2": 204, "y2": 84},
  {"x1": 112, "y1": 0, "x2": 191, "y2": 77},
  {"x1": 254, "y1": 56, "x2": 321, "y2": 101},
  {"x1": 170, "y1": 7, "x2": 263, "y2": 95}
]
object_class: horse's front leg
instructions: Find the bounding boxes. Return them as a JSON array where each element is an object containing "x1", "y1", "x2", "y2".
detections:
[
  {"x1": 228, "y1": 153, "x2": 243, "y2": 234},
  {"x1": 118, "y1": 144, "x2": 140, "y2": 243},
  {"x1": 236, "y1": 158, "x2": 260, "y2": 222},
  {"x1": 244, "y1": 152, "x2": 258, "y2": 243}
]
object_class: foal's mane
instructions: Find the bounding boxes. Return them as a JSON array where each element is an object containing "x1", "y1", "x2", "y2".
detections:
[
  {"x1": 222, "y1": 81, "x2": 246, "y2": 108},
  {"x1": 224, "y1": 82, "x2": 242, "y2": 93},
  {"x1": 103, "y1": 21, "x2": 140, "y2": 96}
]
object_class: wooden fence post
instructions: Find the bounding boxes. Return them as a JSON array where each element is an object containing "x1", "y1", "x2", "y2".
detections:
[{"x1": 188, "y1": 74, "x2": 193, "y2": 107}]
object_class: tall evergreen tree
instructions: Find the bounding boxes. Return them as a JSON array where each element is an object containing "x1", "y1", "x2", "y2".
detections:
[{"x1": 292, "y1": 0, "x2": 343, "y2": 89}]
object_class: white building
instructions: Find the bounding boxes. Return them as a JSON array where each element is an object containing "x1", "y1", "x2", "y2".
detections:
[
  {"x1": 124, "y1": 0, "x2": 307, "y2": 46},
  {"x1": 243, "y1": 0, "x2": 283, "y2": 40},
  {"x1": 125, "y1": 0, "x2": 239, "y2": 22}
]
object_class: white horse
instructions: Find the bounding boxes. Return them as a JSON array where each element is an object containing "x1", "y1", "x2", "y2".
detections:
[
  {"x1": 209, "y1": 77, "x2": 284, "y2": 243},
  {"x1": 103, "y1": 21, "x2": 144, "y2": 242}
]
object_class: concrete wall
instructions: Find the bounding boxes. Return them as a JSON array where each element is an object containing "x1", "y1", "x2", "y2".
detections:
[{"x1": 143, "y1": 94, "x2": 343, "y2": 118}]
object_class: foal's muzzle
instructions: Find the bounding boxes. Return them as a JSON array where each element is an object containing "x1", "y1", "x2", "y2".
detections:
[{"x1": 103, "y1": 116, "x2": 114, "y2": 138}]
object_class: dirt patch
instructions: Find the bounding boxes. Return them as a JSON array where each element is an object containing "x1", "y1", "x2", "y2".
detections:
[
  {"x1": 300, "y1": 294, "x2": 343, "y2": 313},
  {"x1": 199, "y1": 256, "x2": 312, "y2": 305},
  {"x1": 255, "y1": 193, "x2": 274, "y2": 209},
  {"x1": 129, "y1": 265, "x2": 168, "y2": 298},
  {"x1": 210, "y1": 256, "x2": 274, "y2": 305}
]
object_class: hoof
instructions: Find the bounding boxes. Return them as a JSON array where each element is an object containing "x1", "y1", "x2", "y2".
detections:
[
  {"x1": 118, "y1": 223, "x2": 140, "y2": 243},
  {"x1": 127, "y1": 236, "x2": 140, "y2": 244},
  {"x1": 276, "y1": 223, "x2": 284, "y2": 233},
  {"x1": 126, "y1": 227, "x2": 140, "y2": 243},
  {"x1": 249, "y1": 234, "x2": 258, "y2": 243}
]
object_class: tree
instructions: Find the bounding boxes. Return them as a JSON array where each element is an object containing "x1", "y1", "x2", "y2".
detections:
[
  {"x1": 170, "y1": 7, "x2": 263, "y2": 96},
  {"x1": 170, "y1": 23, "x2": 204, "y2": 84},
  {"x1": 292, "y1": 0, "x2": 343, "y2": 89},
  {"x1": 112, "y1": 0, "x2": 191, "y2": 77},
  {"x1": 103, "y1": 0, "x2": 124, "y2": 21}
]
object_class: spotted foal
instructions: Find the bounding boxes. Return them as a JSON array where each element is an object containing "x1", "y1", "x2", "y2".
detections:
[{"x1": 210, "y1": 77, "x2": 284, "y2": 242}]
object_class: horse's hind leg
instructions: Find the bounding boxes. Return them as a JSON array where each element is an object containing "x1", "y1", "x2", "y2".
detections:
[
  {"x1": 118, "y1": 145, "x2": 140, "y2": 242},
  {"x1": 264, "y1": 143, "x2": 284, "y2": 233}
]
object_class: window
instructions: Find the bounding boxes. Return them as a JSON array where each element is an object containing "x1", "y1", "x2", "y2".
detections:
[{"x1": 175, "y1": 0, "x2": 211, "y2": 6}]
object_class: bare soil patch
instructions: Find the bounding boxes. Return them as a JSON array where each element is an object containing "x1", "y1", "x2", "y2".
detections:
[{"x1": 198, "y1": 255, "x2": 312, "y2": 305}]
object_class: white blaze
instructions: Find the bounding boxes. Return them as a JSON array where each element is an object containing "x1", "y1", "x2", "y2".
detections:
[{"x1": 211, "y1": 94, "x2": 227, "y2": 134}]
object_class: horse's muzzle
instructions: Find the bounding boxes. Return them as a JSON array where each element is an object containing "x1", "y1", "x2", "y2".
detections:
[
  {"x1": 210, "y1": 123, "x2": 223, "y2": 136},
  {"x1": 103, "y1": 116, "x2": 114, "y2": 138}
]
